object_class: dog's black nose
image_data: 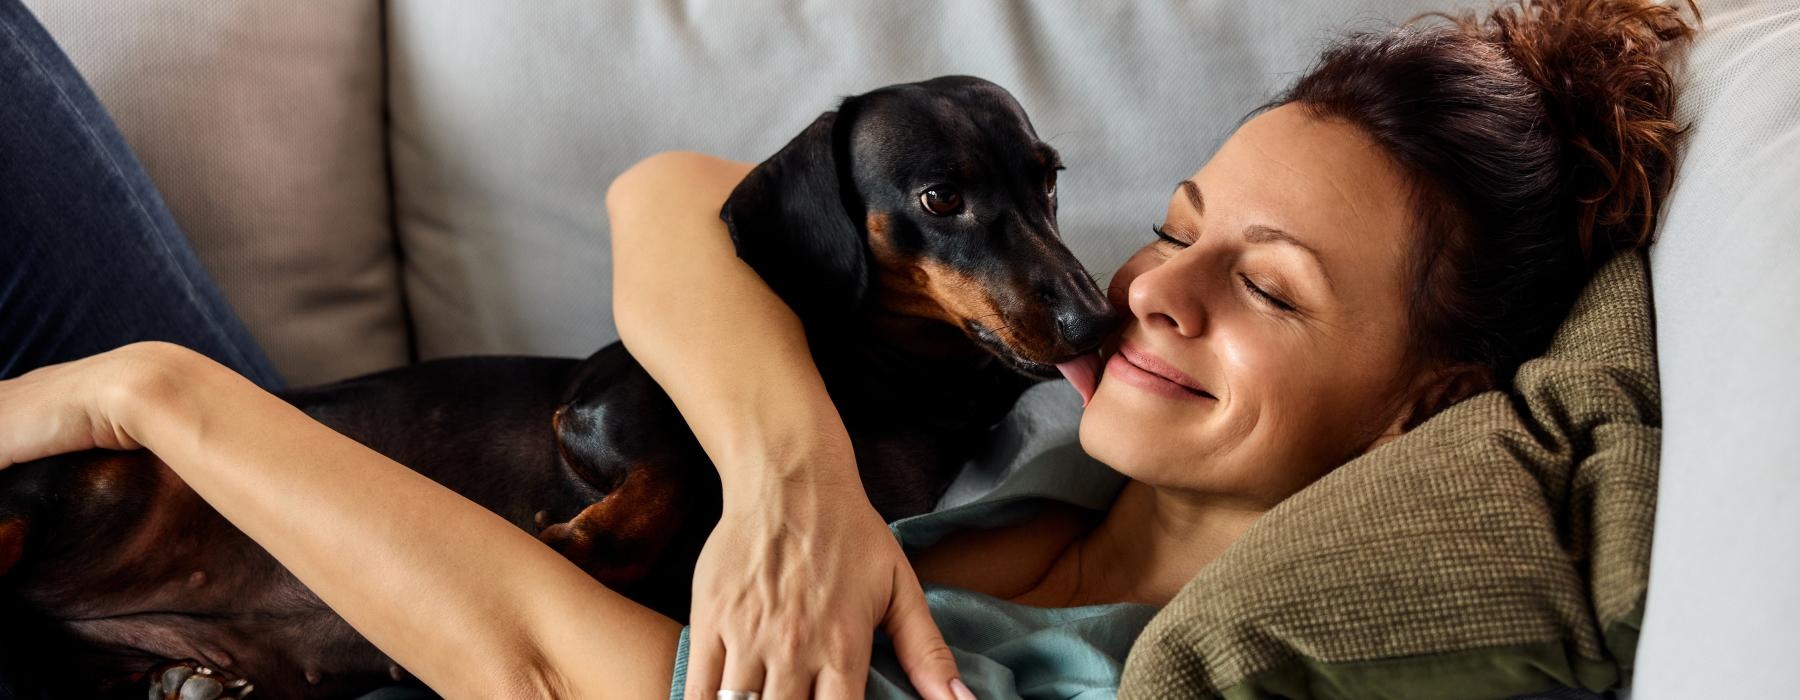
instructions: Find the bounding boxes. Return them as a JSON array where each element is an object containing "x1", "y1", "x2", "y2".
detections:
[
  {"x1": 1036, "y1": 268, "x2": 1117, "y2": 354},
  {"x1": 1055, "y1": 310, "x2": 1116, "y2": 352}
]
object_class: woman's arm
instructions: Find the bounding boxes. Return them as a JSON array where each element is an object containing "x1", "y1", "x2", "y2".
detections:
[
  {"x1": 609, "y1": 153, "x2": 851, "y2": 495},
  {"x1": 607, "y1": 153, "x2": 968, "y2": 700},
  {"x1": 0, "y1": 344, "x2": 679, "y2": 700}
]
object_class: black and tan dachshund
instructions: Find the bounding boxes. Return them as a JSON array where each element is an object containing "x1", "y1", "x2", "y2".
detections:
[{"x1": 0, "y1": 75, "x2": 1113, "y2": 699}]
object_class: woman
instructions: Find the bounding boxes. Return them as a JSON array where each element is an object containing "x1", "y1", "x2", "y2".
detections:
[{"x1": 0, "y1": 0, "x2": 1693, "y2": 698}]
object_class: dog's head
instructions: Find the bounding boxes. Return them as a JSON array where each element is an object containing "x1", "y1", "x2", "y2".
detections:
[{"x1": 722, "y1": 75, "x2": 1114, "y2": 377}]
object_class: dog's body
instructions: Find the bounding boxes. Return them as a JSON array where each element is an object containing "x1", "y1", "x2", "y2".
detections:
[{"x1": 0, "y1": 76, "x2": 1113, "y2": 699}]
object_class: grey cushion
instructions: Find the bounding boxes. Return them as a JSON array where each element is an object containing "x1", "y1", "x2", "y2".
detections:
[
  {"x1": 1633, "y1": 1, "x2": 1800, "y2": 697},
  {"x1": 385, "y1": 0, "x2": 1474, "y2": 359},
  {"x1": 27, "y1": 0, "x2": 405, "y2": 385}
]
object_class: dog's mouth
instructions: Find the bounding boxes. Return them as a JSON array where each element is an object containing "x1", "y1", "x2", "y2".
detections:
[{"x1": 964, "y1": 320, "x2": 1063, "y2": 380}]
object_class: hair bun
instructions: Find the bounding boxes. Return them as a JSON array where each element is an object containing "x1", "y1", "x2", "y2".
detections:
[{"x1": 1461, "y1": 0, "x2": 1697, "y2": 258}]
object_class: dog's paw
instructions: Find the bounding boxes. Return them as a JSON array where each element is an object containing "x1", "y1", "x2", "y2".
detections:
[
  {"x1": 536, "y1": 517, "x2": 599, "y2": 565},
  {"x1": 146, "y1": 661, "x2": 253, "y2": 700},
  {"x1": 537, "y1": 506, "x2": 659, "y2": 587}
]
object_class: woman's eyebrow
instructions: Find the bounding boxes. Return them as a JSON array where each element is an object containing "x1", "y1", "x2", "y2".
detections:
[
  {"x1": 1177, "y1": 180, "x2": 1204, "y2": 215},
  {"x1": 1245, "y1": 224, "x2": 1338, "y2": 295},
  {"x1": 1180, "y1": 179, "x2": 1339, "y2": 295},
  {"x1": 1178, "y1": 179, "x2": 1337, "y2": 296}
]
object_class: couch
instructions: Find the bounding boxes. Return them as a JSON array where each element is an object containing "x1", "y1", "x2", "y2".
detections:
[{"x1": 23, "y1": 0, "x2": 1799, "y2": 697}]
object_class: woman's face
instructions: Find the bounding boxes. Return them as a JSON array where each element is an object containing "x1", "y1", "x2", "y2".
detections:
[{"x1": 1078, "y1": 103, "x2": 1426, "y2": 507}]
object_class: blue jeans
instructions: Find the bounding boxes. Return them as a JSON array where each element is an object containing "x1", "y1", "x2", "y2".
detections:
[
  {"x1": 1, "y1": 0, "x2": 284, "y2": 696},
  {"x1": 0, "y1": 0, "x2": 281, "y2": 389}
]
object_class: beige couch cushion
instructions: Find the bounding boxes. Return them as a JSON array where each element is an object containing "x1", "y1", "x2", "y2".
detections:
[{"x1": 27, "y1": 0, "x2": 406, "y2": 385}]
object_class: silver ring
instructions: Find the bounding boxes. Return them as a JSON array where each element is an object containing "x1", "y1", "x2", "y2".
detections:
[{"x1": 718, "y1": 691, "x2": 761, "y2": 700}]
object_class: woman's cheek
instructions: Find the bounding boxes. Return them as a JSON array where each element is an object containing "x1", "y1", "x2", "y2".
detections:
[
  {"x1": 1214, "y1": 326, "x2": 1306, "y2": 433},
  {"x1": 1215, "y1": 331, "x2": 1254, "y2": 383}
]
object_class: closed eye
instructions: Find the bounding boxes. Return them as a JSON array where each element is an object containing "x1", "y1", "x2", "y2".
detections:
[
  {"x1": 1154, "y1": 224, "x2": 1301, "y2": 313},
  {"x1": 1241, "y1": 275, "x2": 1297, "y2": 313}
]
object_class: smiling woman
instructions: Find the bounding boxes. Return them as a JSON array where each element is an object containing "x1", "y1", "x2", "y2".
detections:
[
  {"x1": 1078, "y1": 105, "x2": 1429, "y2": 507},
  {"x1": 0, "y1": 0, "x2": 1695, "y2": 698}
]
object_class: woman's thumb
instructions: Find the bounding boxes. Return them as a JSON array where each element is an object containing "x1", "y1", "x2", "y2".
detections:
[{"x1": 883, "y1": 565, "x2": 973, "y2": 700}]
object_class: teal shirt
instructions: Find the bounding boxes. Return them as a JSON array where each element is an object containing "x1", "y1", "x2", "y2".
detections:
[{"x1": 668, "y1": 382, "x2": 1160, "y2": 699}]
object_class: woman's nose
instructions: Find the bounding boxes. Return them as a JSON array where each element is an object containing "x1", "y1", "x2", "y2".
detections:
[{"x1": 1127, "y1": 251, "x2": 1207, "y2": 337}]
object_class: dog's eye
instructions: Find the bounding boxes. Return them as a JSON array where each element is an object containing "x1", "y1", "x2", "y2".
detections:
[
  {"x1": 1045, "y1": 169, "x2": 1059, "y2": 197},
  {"x1": 920, "y1": 186, "x2": 963, "y2": 216}
]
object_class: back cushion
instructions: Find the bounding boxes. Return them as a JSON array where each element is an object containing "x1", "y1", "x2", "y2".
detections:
[{"x1": 384, "y1": 0, "x2": 1480, "y2": 359}]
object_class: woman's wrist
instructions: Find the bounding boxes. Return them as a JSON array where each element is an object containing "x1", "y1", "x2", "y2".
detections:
[
  {"x1": 716, "y1": 419, "x2": 863, "y2": 497},
  {"x1": 98, "y1": 341, "x2": 214, "y2": 452}
]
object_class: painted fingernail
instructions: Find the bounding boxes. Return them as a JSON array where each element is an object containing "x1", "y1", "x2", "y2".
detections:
[{"x1": 950, "y1": 677, "x2": 977, "y2": 700}]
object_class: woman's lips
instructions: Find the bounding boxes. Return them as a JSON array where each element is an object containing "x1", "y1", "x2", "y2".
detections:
[{"x1": 1109, "y1": 343, "x2": 1214, "y2": 400}]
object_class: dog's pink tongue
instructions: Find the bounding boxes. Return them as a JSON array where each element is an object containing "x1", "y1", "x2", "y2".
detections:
[{"x1": 1056, "y1": 353, "x2": 1103, "y2": 407}]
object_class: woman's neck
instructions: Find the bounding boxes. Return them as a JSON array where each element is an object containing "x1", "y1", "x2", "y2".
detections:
[{"x1": 1014, "y1": 480, "x2": 1267, "y2": 607}]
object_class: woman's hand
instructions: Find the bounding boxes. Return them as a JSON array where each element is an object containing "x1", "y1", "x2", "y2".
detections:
[
  {"x1": 0, "y1": 341, "x2": 185, "y2": 468},
  {"x1": 685, "y1": 471, "x2": 968, "y2": 700}
]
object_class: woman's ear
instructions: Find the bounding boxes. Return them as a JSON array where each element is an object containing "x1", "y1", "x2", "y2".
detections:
[{"x1": 1369, "y1": 364, "x2": 1493, "y2": 450}]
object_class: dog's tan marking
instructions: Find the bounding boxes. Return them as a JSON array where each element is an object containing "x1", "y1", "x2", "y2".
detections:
[
  {"x1": 538, "y1": 461, "x2": 684, "y2": 586},
  {"x1": 866, "y1": 211, "x2": 1054, "y2": 353},
  {"x1": 0, "y1": 517, "x2": 24, "y2": 577}
]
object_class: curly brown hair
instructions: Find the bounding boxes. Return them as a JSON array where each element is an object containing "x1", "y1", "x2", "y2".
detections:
[{"x1": 1272, "y1": 0, "x2": 1697, "y2": 386}]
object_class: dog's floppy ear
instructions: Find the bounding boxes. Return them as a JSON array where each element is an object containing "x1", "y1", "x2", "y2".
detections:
[{"x1": 721, "y1": 108, "x2": 869, "y2": 320}]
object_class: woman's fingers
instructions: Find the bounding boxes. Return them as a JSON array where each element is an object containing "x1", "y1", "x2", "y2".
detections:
[
  {"x1": 682, "y1": 628, "x2": 726, "y2": 700},
  {"x1": 718, "y1": 642, "x2": 767, "y2": 699},
  {"x1": 760, "y1": 662, "x2": 814, "y2": 700},
  {"x1": 884, "y1": 563, "x2": 963, "y2": 700},
  {"x1": 686, "y1": 480, "x2": 909, "y2": 699},
  {"x1": 813, "y1": 668, "x2": 862, "y2": 700},
  {"x1": 0, "y1": 343, "x2": 188, "y2": 468},
  {"x1": 813, "y1": 628, "x2": 874, "y2": 700},
  {"x1": 0, "y1": 361, "x2": 92, "y2": 467}
]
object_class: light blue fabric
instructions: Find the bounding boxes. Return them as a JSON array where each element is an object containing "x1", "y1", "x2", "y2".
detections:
[{"x1": 669, "y1": 382, "x2": 1159, "y2": 699}]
